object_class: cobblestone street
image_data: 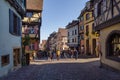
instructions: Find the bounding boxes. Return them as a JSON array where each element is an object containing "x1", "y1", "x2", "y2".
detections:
[{"x1": 0, "y1": 58, "x2": 120, "y2": 80}]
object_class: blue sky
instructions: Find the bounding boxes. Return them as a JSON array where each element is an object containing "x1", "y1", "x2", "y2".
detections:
[{"x1": 41, "y1": 0, "x2": 89, "y2": 42}]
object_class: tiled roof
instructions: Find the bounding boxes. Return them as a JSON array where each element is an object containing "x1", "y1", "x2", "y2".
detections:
[
  {"x1": 66, "y1": 20, "x2": 79, "y2": 29},
  {"x1": 58, "y1": 28, "x2": 67, "y2": 37},
  {"x1": 27, "y1": 0, "x2": 43, "y2": 11}
]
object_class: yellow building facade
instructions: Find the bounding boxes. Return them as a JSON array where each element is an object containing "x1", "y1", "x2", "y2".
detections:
[
  {"x1": 93, "y1": 0, "x2": 120, "y2": 70},
  {"x1": 83, "y1": 1, "x2": 98, "y2": 56}
]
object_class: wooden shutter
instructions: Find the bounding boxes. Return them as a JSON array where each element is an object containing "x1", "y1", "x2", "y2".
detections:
[
  {"x1": 94, "y1": 3, "x2": 98, "y2": 17},
  {"x1": 9, "y1": 9, "x2": 14, "y2": 34}
]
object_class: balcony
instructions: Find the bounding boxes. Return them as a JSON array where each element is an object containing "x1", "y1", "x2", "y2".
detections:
[
  {"x1": 23, "y1": 17, "x2": 40, "y2": 23},
  {"x1": 22, "y1": 12, "x2": 42, "y2": 25},
  {"x1": 22, "y1": 34, "x2": 38, "y2": 38}
]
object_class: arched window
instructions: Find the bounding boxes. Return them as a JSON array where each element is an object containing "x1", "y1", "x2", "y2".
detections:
[{"x1": 106, "y1": 30, "x2": 120, "y2": 61}]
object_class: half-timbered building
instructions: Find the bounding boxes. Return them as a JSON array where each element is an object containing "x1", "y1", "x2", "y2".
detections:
[
  {"x1": 80, "y1": 1, "x2": 98, "y2": 56},
  {"x1": 93, "y1": 0, "x2": 120, "y2": 70},
  {"x1": 22, "y1": 0, "x2": 43, "y2": 61}
]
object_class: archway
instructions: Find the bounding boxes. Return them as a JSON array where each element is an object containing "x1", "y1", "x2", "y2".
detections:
[{"x1": 106, "y1": 30, "x2": 120, "y2": 61}]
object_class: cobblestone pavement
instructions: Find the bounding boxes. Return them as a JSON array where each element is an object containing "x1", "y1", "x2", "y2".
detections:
[{"x1": 0, "y1": 58, "x2": 120, "y2": 80}]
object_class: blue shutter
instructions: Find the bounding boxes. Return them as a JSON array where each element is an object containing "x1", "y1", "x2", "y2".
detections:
[
  {"x1": 17, "y1": 17, "x2": 21, "y2": 36},
  {"x1": 9, "y1": 9, "x2": 14, "y2": 34}
]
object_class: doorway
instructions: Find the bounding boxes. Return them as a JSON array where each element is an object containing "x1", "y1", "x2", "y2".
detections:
[
  {"x1": 13, "y1": 48, "x2": 21, "y2": 67},
  {"x1": 92, "y1": 39, "x2": 96, "y2": 56},
  {"x1": 86, "y1": 39, "x2": 89, "y2": 55}
]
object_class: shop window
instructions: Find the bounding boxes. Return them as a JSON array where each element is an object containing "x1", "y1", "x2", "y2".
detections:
[
  {"x1": 106, "y1": 31, "x2": 120, "y2": 61},
  {"x1": 1, "y1": 55, "x2": 9, "y2": 67}
]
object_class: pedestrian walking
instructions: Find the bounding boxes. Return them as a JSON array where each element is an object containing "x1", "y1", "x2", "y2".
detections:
[
  {"x1": 64, "y1": 50, "x2": 68, "y2": 59},
  {"x1": 97, "y1": 40, "x2": 102, "y2": 68},
  {"x1": 81, "y1": 45, "x2": 84, "y2": 55},
  {"x1": 71, "y1": 50, "x2": 74, "y2": 59},
  {"x1": 47, "y1": 51, "x2": 51, "y2": 60},
  {"x1": 56, "y1": 50, "x2": 60, "y2": 60},
  {"x1": 74, "y1": 49, "x2": 78, "y2": 60},
  {"x1": 33, "y1": 51, "x2": 36, "y2": 60}
]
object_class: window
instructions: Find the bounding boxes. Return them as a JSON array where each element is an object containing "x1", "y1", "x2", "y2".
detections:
[
  {"x1": 26, "y1": 12, "x2": 33, "y2": 17},
  {"x1": 68, "y1": 39, "x2": 70, "y2": 43},
  {"x1": 80, "y1": 35, "x2": 84, "y2": 40},
  {"x1": 72, "y1": 31, "x2": 74, "y2": 35},
  {"x1": 68, "y1": 32, "x2": 69, "y2": 36},
  {"x1": 72, "y1": 38, "x2": 74, "y2": 43},
  {"x1": 1, "y1": 55, "x2": 9, "y2": 67},
  {"x1": 81, "y1": 35, "x2": 84, "y2": 40},
  {"x1": 75, "y1": 30, "x2": 77, "y2": 35},
  {"x1": 30, "y1": 44, "x2": 34, "y2": 50},
  {"x1": 86, "y1": 25, "x2": 89, "y2": 36},
  {"x1": 86, "y1": 13, "x2": 90, "y2": 20},
  {"x1": 13, "y1": 14, "x2": 17, "y2": 34},
  {"x1": 29, "y1": 27, "x2": 36, "y2": 34},
  {"x1": 9, "y1": 9, "x2": 21, "y2": 36},
  {"x1": 92, "y1": 23, "x2": 95, "y2": 33},
  {"x1": 75, "y1": 38, "x2": 77, "y2": 43},
  {"x1": 81, "y1": 26, "x2": 84, "y2": 30},
  {"x1": 98, "y1": 1, "x2": 103, "y2": 16},
  {"x1": 80, "y1": 16, "x2": 84, "y2": 21},
  {"x1": 106, "y1": 31, "x2": 120, "y2": 61}
]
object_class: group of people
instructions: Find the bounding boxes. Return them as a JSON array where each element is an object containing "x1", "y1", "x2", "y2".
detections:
[{"x1": 47, "y1": 49, "x2": 79, "y2": 60}]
